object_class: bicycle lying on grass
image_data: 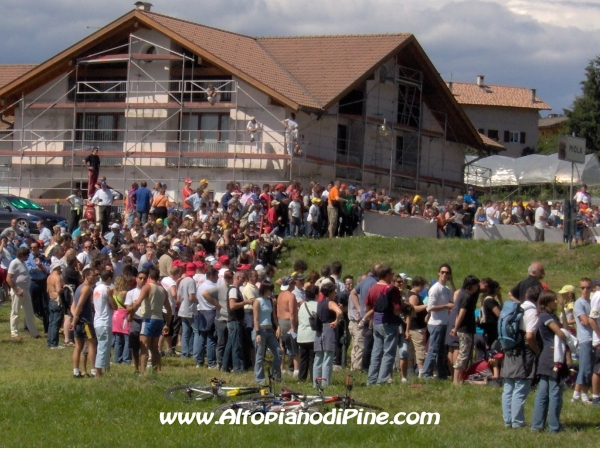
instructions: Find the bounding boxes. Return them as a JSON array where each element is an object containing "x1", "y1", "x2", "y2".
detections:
[{"x1": 213, "y1": 375, "x2": 382, "y2": 415}]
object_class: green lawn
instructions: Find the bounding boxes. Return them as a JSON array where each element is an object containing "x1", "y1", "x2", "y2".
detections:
[{"x1": 1, "y1": 237, "x2": 599, "y2": 447}]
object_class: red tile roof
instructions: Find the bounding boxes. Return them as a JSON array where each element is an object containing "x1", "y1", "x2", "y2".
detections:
[
  {"x1": 449, "y1": 82, "x2": 551, "y2": 110},
  {"x1": 0, "y1": 64, "x2": 37, "y2": 90}
]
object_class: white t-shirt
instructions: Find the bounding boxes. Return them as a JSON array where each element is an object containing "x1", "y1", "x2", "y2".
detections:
[
  {"x1": 160, "y1": 276, "x2": 177, "y2": 313},
  {"x1": 125, "y1": 287, "x2": 142, "y2": 320},
  {"x1": 91, "y1": 188, "x2": 112, "y2": 206},
  {"x1": 486, "y1": 207, "x2": 499, "y2": 227},
  {"x1": 0, "y1": 247, "x2": 12, "y2": 269},
  {"x1": 177, "y1": 277, "x2": 197, "y2": 318},
  {"x1": 93, "y1": 283, "x2": 113, "y2": 328},
  {"x1": 197, "y1": 279, "x2": 217, "y2": 311},
  {"x1": 589, "y1": 291, "x2": 600, "y2": 346},
  {"x1": 7, "y1": 258, "x2": 30, "y2": 291},
  {"x1": 534, "y1": 207, "x2": 548, "y2": 230},
  {"x1": 575, "y1": 191, "x2": 591, "y2": 204},
  {"x1": 289, "y1": 200, "x2": 301, "y2": 218},
  {"x1": 297, "y1": 300, "x2": 317, "y2": 344},
  {"x1": 519, "y1": 300, "x2": 539, "y2": 334},
  {"x1": 426, "y1": 282, "x2": 452, "y2": 326},
  {"x1": 77, "y1": 251, "x2": 91, "y2": 267}
]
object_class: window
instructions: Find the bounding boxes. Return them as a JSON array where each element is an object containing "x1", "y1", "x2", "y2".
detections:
[
  {"x1": 9, "y1": 197, "x2": 42, "y2": 210},
  {"x1": 487, "y1": 129, "x2": 499, "y2": 141},
  {"x1": 520, "y1": 132, "x2": 526, "y2": 144},
  {"x1": 478, "y1": 128, "x2": 485, "y2": 134},
  {"x1": 395, "y1": 135, "x2": 404, "y2": 165},
  {"x1": 337, "y1": 124, "x2": 348, "y2": 155},
  {"x1": 338, "y1": 90, "x2": 364, "y2": 116},
  {"x1": 504, "y1": 131, "x2": 520, "y2": 143},
  {"x1": 75, "y1": 113, "x2": 124, "y2": 143},
  {"x1": 180, "y1": 113, "x2": 230, "y2": 144}
]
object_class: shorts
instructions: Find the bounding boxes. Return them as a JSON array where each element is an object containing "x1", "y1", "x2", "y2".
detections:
[
  {"x1": 141, "y1": 318, "x2": 164, "y2": 338},
  {"x1": 396, "y1": 330, "x2": 410, "y2": 360},
  {"x1": 279, "y1": 319, "x2": 298, "y2": 357},
  {"x1": 129, "y1": 318, "x2": 142, "y2": 354},
  {"x1": 454, "y1": 332, "x2": 474, "y2": 371},
  {"x1": 577, "y1": 341, "x2": 593, "y2": 385},
  {"x1": 0, "y1": 267, "x2": 7, "y2": 284},
  {"x1": 74, "y1": 322, "x2": 96, "y2": 341}
]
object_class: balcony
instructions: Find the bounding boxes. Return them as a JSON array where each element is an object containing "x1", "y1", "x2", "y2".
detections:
[{"x1": 165, "y1": 141, "x2": 228, "y2": 168}]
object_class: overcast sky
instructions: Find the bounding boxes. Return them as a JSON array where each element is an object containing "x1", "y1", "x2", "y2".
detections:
[{"x1": 2, "y1": 0, "x2": 599, "y2": 115}]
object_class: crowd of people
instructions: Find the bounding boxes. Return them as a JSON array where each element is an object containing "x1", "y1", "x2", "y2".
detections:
[{"x1": 1, "y1": 157, "x2": 599, "y2": 433}]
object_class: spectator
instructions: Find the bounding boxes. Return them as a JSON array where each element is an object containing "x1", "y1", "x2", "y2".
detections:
[
  {"x1": 313, "y1": 281, "x2": 342, "y2": 387},
  {"x1": 252, "y1": 281, "x2": 282, "y2": 383},
  {"x1": 572, "y1": 277, "x2": 594, "y2": 404},
  {"x1": 297, "y1": 284, "x2": 318, "y2": 382}
]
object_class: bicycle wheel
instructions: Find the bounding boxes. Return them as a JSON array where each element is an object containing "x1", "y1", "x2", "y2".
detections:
[
  {"x1": 213, "y1": 400, "x2": 270, "y2": 415},
  {"x1": 166, "y1": 385, "x2": 214, "y2": 402}
]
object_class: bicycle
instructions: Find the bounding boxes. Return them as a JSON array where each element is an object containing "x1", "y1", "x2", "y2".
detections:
[
  {"x1": 166, "y1": 373, "x2": 273, "y2": 403},
  {"x1": 213, "y1": 375, "x2": 381, "y2": 415}
]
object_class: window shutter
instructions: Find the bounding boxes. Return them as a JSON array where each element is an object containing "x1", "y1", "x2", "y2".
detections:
[
  {"x1": 504, "y1": 131, "x2": 510, "y2": 142},
  {"x1": 520, "y1": 132, "x2": 526, "y2": 144}
]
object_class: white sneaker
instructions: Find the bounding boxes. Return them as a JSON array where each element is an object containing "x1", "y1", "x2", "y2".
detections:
[
  {"x1": 281, "y1": 369, "x2": 288, "y2": 375},
  {"x1": 401, "y1": 378, "x2": 408, "y2": 383},
  {"x1": 386, "y1": 377, "x2": 394, "y2": 384},
  {"x1": 333, "y1": 365, "x2": 342, "y2": 371},
  {"x1": 571, "y1": 396, "x2": 581, "y2": 403},
  {"x1": 293, "y1": 370, "x2": 299, "y2": 378}
]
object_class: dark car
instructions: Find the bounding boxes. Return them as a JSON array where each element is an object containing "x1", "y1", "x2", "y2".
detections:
[{"x1": 0, "y1": 195, "x2": 67, "y2": 233}]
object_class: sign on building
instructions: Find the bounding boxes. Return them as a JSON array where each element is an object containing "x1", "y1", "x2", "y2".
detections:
[{"x1": 558, "y1": 135, "x2": 586, "y2": 163}]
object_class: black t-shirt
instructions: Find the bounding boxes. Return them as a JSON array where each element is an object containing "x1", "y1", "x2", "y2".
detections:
[
  {"x1": 523, "y1": 208, "x2": 534, "y2": 225},
  {"x1": 509, "y1": 276, "x2": 542, "y2": 303},
  {"x1": 455, "y1": 288, "x2": 478, "y2": 334},
  {"x1": 227, "y1": 285, "x2": 244, "y2": 322},
  {"x1": 336, "y1": 290, "x2": 349, "y2": 309},
  {"x1": 457, "y1": 207, "x2": 473, "y2": 226},
  {"x1": 408, "y1": 291, "x2": 427, "y2": 330},
  {"x1": 62, "y1": 266, "x2": 82, "y2": 286},
  {"x1": 85, "y1": 154, "x2": 100, "y2": 173},
  {"x1": 537, "y1": 312, "x2": 561, "y2": 377}
]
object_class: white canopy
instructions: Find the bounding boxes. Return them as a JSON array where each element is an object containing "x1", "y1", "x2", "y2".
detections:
[{"x1": 465, "y1": 153, "x2": 600, "y2": 187}]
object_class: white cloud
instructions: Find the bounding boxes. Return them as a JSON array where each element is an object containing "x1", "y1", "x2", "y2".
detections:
[{"x1": 0, "y1": 0, "x2": 599, "y2": 113}]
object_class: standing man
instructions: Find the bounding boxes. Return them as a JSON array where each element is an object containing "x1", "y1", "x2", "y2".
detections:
[
  {"x1": 177, "y1": 264, "x2": 198, "y2": 360},
  {"x1": 509, "y1": 262, "x2": 544, "y2": 302},
  {"x1": 133, "y1": 181, "x2": 152, "y2": 225},
  {"x1": 449, "y1": 275, "x2": 480, "y2": 385},
  {"x1": 572, "y1": 277, "x2": 595, "y2": 404},
  {"x1": 463, "y1": 186, "x2": 478, "y2": 214},
  {"x1": 421, "y1": 264, "x2": 455, "y2": 379},
  {"x1": 222, "y1": 271, "x2": 252, "y2": 373},
  {"x1": 83, "y1": 146, "x2": 100, "y2": 198},
  {"x1": 574, "y1": 184, "x2": 591, "y2": 207},
  {"x1": 46, "y1": 261, "x2": 64, "y2": 349},
  {"x1": 36, "y1": 220, "x2": 52, "y2": 248},
  {"x1": 182, "y1": 178, "x2": 194, "y2": 218},
  {"x1": 204, "y1": 270, "x2": 234, "y2": 370},
  {"x1": 589, "y1": 278, "x2": 600, "y2": 405},
  {"x1": 534, "y1": 201, "x2": 550, "y2": 242},
  {"x1": 196, "y1": 267, "x2": 221, "y2": 369},
  {"x1": 277, "y1": 276, "x2": 299, "y2": 377},
  {"x1": 327, "y1": 180, "x2": 345, "y2": 239},
  {"x1": 27, "y1": 241, "x2": 50, "y2": 334},
  {"x1": 92, "y1": 270, "x2": 116, "y2": 378},
  {"x1": 7, "y1": 247, "x2": 40, "y2": 340},
  {"x1": 126, "y1": 182, "x2": 138, "y2": 230},
  {"x1": 364, "y1": 265, "x2": 403, "y2": 385},
  {"x1": 282, "y1": 112, "x2": 298, "y2": 156},
  {"x1": 90, "y1": 181, "x2": 113, "y2": 233},
  {"x1": 246, "y1": 117, "x2": 261, "y2": 153}
]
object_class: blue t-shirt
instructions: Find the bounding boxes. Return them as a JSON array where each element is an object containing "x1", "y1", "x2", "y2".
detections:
[
  {"x1": 354, "y1": 274, "x2": 377, "y2": 317},
  {"x1": 134, "y1": 187, "x2": 152, "y2": 212},
  {"x1": 574, "y1": 297, "x2": 592, "y2": 343}
]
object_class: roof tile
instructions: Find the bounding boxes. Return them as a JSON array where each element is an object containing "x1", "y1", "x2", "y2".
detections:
[{"x1": 0, "y1": 64, "x2": 37, "y2": 90}]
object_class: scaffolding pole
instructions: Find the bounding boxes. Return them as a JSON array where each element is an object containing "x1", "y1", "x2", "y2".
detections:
[
  {"x1": 18, "y1": 94, "x2": 24, "y2": 197},
  {"x1": 176, "y1": 50, "x2": 186, "y2": 206},
  {"x1": 70, "y1": 64, "x2": 79, "y2": 194},
  {"x1": 123, "y1": 34, "x2": 133, "y2": 206}
]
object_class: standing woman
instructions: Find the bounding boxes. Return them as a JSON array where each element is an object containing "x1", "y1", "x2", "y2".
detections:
[
  {"x1": 313, "y1": 282, "x2": 342, "y2": 387},
  {"x1": 252, "y1": 281, "x2": 282, "y2": 383},
  {"x1": 112, "y1": 275, "x2": 131, "y2": 364},
  {"x1": 297, "y1": 284, "x2": 318, "y2": 381},
  {"x1": 480, "y1": 278, "x2": 502, "y2": 347},
  {"x1": 152, "y1": 188, "x2": 170, "y2": 221},
  {"x1": 407, "y1": 276, "x2": 428, "y2": 376},
  {"x1": 66, "y1": 189, "x2": 83, "y2": 234},
  {"x1": 531, "y1": 290, "x2": 568, "y2": 433}
]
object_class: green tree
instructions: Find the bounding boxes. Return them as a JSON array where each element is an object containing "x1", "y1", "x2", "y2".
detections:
[{"x1": 566, "y1": 56, "x2": 600, "y2": 152}]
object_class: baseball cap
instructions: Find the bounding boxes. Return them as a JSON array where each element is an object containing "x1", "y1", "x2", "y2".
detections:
[
  {"x1": 558, "y1": 285, "x2": 575, "y2": 293},
  {"x1": 155, "y1": 218, "x2": 163, "y2": 224},
  {"x1": 468, "y1": 186, "x2": 474, "y2": 190},
  {"x1": 237, "y1": 263, "x2": 252, "y2": 271},
  {"x1": 213, "y1": 262, "x2": 223, "y2": 270},
  {"x1": 110, "y1": 223, "x2": 120, "y2": 229},
  {"x1": 591, "y1": 279, "x2": 600, "y2": 288},
  {"x1": 184, "y1": 177, "x2": 192, "y2": 184},
  {"x1": 219, "y1": 255, "x2": 230, "y2": 265},
  {"x1": 275, "y1": 183, "x2": 285, "y2": 190},
  {"x1": 170, "y1": 246, "x2": 181, "y2": 255},
  {"x1": 200, "y1": 179, "x2": 208, "y2": 185},
  {"x1": 50, "y1": 261, "x2": 63, "y2": 272},
  {"x1": 142, "y1": 262, "x2": 154, "y2": 270},
  {"x1": 399, "y1": 273, "x2": 412, "y2": 281},
  {"x1": 281, "y1": 275, "x2": 295, "y2": 290},
  {"x1": 185, "y1": 262, "x2": 196, "y2": 277}
]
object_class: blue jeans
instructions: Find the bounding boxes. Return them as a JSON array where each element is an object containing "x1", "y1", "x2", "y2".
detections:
[
  {"x1": 126, "y1": 210, "x2": 135, "y2": 230},
  {"x1": 421, "y1": 324, "x2": 448, "y2": 379},
  {"x1": 180, "y1": 317, "x2": 196, "y2": 358},
  {"x1": 367, "y1": 323, "x2": 399, "y2": 385},
  {"x1": 313, "y1": 350, "x2": 335, "y2": 387},
  {"x1": 531, "y1": 375, "x2": 563, "y2": 432},
  {"x1": 215, "y1": 320, "x2": 228, "y2": 367},
  {"x1": 576, "y1": 341, "x2": 593, "y2": 386},
  {"x1": 47, "y1": 300, "x2": 63, "y2": 348},
  {"x1": 252, "y1": 329, "x2": 282, "y2": 383},
  {"x1": 113, "y1": 333, "x2": 131, "y2": 363},
  {"x1": 222, "y1": 321, "x2": 244, "y2": 373},
  {"x1": 136, "y1": 210, "x2": 149, "y2": 224},
  {"x1": 502, "y1": 378, "x2": 531, "y2": 428},
  {"x1": 195, "y1": 311, "x2": 216, "y2": 367}
]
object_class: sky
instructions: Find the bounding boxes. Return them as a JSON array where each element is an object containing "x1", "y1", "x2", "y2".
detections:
[{"x1": 1, "y1": 0, "x2": 600, "y2": 115}]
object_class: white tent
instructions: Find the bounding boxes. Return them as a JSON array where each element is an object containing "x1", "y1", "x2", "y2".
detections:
[{"x1": 465, "y1": 153, "x2": 600, "y2": 187}]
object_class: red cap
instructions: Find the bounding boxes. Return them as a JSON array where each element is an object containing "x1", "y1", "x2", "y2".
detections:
[
  {"x1": 185, "y1": 262, "x2": 196, "y2": 276},
  {"x1": 213, "y1": 262, "x2": 223, "y2": 270},
  {"x1": 275, "y1": 183, "x2": 285, "y2": 190},
  {"x1": 194, "y1": 261, "x2": 206, "y2": 271},
  {"x1": 184, "y1": 177, "x2": 192, "y2": 184},
  {"x1": 340, "y1": 183, "x2": 347, "y2": 189},
  {"x1": 218, "y1": 255, "x2": 230, "y2": 264},
  {"x1": 237, "y1": 263, "x2": 252, "y2": 271}
]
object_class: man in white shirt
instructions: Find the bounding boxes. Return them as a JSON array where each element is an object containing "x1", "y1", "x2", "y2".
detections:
[
  {"x1": 421, "y1": 264, "x2": 454, "y2": 379},
  {"x1": 91, "y1": 181, "x2": 113, "y2": 232},
  {"x1": 534, "y1": 201, "x2": 550, "y2": 242},
  {"x1": 92, "y1": 269, "x2": 116, "y2": 378},
  {"x1": 574, "y1": 184, "x2": 591, "y2": 206},
  {"x1": 282, "y1": 113, "x2": 298, "y2": 156},
  {"x1": 589, "y1": 278, "x2": 600, "y2": 405},
  {"x1": 160, "y1": 266, "x2": 179, "y2": 357},
  {"x1": 246, "y1": 117, "x2": 261, "y2": 152},
  {"x1": 36, "y1": 221, "x2": 52, "y2": 248},
  {"x1": 7, "y1": 247, "x2": 40, "y2": 340},
  {"x1": 177, "y1": 265, "x2": 198, "y2": 360},
  {"x1": 486, "y1": 201, "x2": 500, "y2": 228},
  {"x1": 196, "y1": 267, "x2": 221, "y2": 368},
  {"x1": 124, "y1": 271, "x2": 145, "y2": 373}
]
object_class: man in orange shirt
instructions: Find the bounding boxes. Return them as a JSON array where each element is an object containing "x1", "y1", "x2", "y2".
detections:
[
  {"x1": 327, "y1": 180, "x2": 346, "y2": 238},
  {"x1": 182, "y1": 178, "x2": 194, "y2": 217}
]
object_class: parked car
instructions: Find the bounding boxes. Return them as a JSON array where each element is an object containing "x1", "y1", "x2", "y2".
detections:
[{"x1": 0, "y1": 195, "x2": 67, "y2": 233}]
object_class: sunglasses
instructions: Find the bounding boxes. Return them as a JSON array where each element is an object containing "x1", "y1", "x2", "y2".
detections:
[
  {"x1": 440, "y1": 271, "x2": 451, "y2": 275},
  {"x1": 580, "y1": 286, "x2": 591, "y2": 290},
  {"x1": 137, "y1": 276, "x2": 147, "y2": 281}
]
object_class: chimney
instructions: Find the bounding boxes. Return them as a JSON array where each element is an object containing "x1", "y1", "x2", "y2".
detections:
[
  {"x1": 476, "y1": 75, "x2": 484, "y2": 86},
  {"x1": 531, "y1": 88, "x2": 537, "y2": 103},
  {"x1": 134, "y1": 2, "x2": 153, "y2": 11},
  {"x1": 448, "y1": 81, "x2": 453, "y2": 92}
]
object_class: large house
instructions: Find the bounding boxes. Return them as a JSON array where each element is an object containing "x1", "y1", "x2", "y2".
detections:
[
  {"x1": 0, "y1": 2, "x2": 501, "y2": 203},
  {"x1": 450, "y1": 75, "x2": 551, "y2": 158}
]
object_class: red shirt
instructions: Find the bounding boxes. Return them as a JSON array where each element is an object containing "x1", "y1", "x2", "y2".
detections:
[
  {"x1": 364, "y1": 283, "x2": 402, "y2": 325},
  {"x1": 182, "y1": 186, "x2": 194, "y2": 208}
]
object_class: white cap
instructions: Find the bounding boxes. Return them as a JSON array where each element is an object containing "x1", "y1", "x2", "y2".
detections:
[{"x1": 399, "y1": 273, "x2": 412, "y2": 281}]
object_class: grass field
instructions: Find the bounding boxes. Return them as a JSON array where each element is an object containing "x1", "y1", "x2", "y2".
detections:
[{"x1": 1, "y1": 237, "x2": 599, "y2": 447}]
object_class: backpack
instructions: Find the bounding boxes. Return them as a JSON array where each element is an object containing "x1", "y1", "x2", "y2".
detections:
[{"x1": 497, "y1": 301, "x2": 535, "y2": 350}]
